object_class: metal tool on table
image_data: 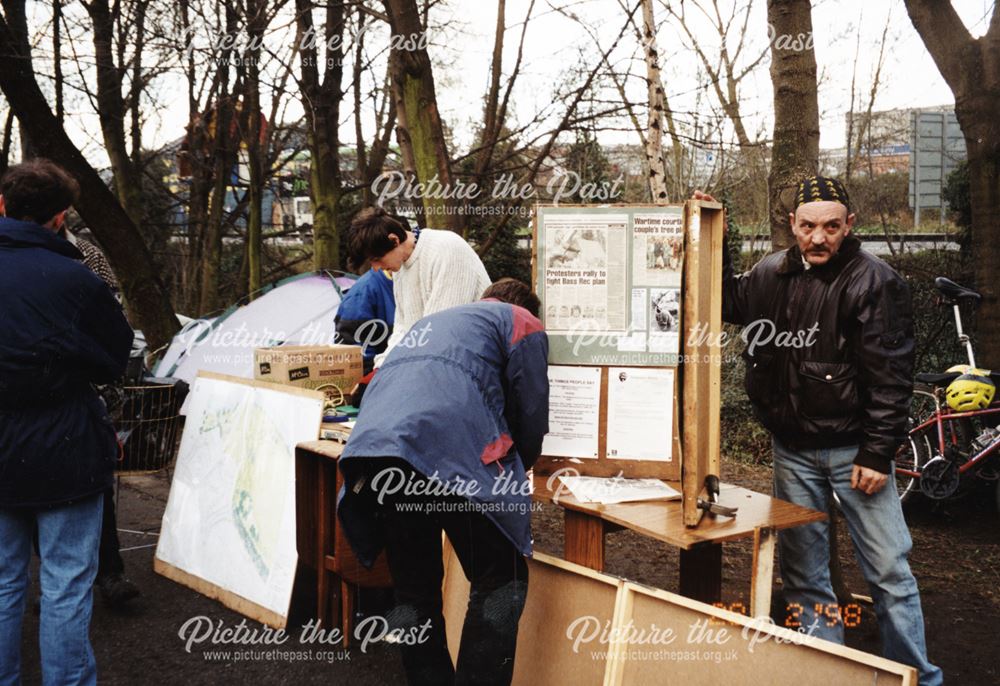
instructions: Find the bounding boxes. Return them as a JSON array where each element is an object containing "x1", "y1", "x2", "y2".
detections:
[{"x1": 697, "y1": 474, "x2": 738, "y2": 517}]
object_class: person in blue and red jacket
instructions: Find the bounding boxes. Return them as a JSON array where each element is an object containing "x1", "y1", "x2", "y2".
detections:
[
  {"x1": 0, "y1": 159, "x2": 133, "y2": 685},
  {"x1": 338, "y1": 278, "x2": 549, "y2": 686}
]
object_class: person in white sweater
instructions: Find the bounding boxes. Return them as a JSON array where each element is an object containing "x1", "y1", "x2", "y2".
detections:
[{"x1": 348, "y1": 207, "x2": 492, "y2": 367}]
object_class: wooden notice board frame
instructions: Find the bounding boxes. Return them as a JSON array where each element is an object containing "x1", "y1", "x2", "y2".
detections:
[
  {"x1": 530, "y1": 201, "x2": 725, "y2": 526},
  {"x1": 680, "y1": 200, "x2": 725, "y2": 525}
]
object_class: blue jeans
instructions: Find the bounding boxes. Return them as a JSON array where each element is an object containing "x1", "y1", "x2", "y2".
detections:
[
  {"x1": 772, "y1": 438, "x2": 942, "y2": 686},
  {"x1": 0, "y1": 494, "x2": 103, "y2": 686}
]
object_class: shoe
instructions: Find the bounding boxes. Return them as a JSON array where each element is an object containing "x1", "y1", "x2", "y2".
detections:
[{"x1": 97, "y1": 573, "x2": 141, "y2": 608}]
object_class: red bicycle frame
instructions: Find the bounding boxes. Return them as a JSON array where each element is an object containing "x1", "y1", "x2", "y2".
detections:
[{"x1": 897, "y1": 404, "x2": 1000, "y2": 478}]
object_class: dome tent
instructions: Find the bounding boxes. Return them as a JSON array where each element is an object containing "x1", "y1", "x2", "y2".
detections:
[{"x1": 154, "y1": 271, "x2": 358, "y2": 386}]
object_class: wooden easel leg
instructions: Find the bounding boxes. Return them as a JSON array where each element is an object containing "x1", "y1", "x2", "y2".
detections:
[
  {"x1": 316, "y1": 463, "x2": 329, "y2": 628},
  {"x1": 564, "y1": 510, "x2": 605, "y2": 570},
  {"x1": 341, "y1": 580, "x2": 352, "y2": 648},
  {"x1": 750, "y1": 527, "x2": 776, "y2": 618},
  {"x1": 679, "y1": 542, "x2": 722, "y2": 604}
]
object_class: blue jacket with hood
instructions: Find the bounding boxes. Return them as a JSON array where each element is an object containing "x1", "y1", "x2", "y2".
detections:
[
  {"x1": 0, "y1": 217, "x2": 134, "y2": 508},
  {"x1": 334, "y1": 268, "x2": 395, "y2": 372},
  {"x1": 338, "y1": 299, "x2": 549, "y2": 564}
]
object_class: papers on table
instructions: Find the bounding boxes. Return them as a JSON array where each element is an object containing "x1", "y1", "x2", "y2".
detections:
[{"x1": 557, "y1": 475, "x2": 681, "y2": 504}]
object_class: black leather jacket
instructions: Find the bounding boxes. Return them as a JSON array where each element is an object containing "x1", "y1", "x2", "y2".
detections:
[{"x1": 723, "y1": 235, "x2": 914, "y2": 473}]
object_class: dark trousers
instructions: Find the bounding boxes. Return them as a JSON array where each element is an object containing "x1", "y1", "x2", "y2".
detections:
[
  {"x1": 97, "y1": 487, "x2": 124, "y2": 579},
  {"x1": 367, "y1": 459, "x2": 528, "y2": 686}
]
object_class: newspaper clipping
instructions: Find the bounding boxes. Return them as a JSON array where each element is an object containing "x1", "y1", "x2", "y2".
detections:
[
  {"x1": 631, "y1": 213, "x2": 683, "y2": 288},
  {"x1": 543, "y1": 214, "x2": 628, "y2": 334},
  {"x1": 631, "y1": 213, "x2": 683, "y2": 354}
]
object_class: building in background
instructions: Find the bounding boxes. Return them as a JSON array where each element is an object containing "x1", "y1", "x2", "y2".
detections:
[{"x1": 909, "y1": 109, "x2": 967, "y2": 226}]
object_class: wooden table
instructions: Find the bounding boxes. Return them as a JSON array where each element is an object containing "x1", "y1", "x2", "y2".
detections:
[
  {"x1": 295, "y1": 440, "x2": 392, "y2": 639},
  {"x1": 532, "y1": 474, "x2": 826, "y2": 615},
  {"x1": 295, "y1": 439, "x2": 826, "y2": 621}
]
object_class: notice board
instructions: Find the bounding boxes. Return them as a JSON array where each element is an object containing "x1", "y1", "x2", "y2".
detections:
[{"x1": 532, "y1": 201, "x2": 724, "y2": 525}]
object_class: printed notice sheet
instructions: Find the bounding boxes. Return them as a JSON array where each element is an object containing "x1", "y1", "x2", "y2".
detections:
[
  {"x1": 557, "y1": 476, "x2": 681, "y2": 504},
  {"x1": 541, "y1": 365, "x2": 601, "y2": 458},
  {"x1": 606, "y1": 367, "x2": 674, "y2": 461}
]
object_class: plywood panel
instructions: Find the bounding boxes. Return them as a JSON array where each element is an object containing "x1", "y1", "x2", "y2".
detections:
[
  {"x1": 620, "y1": 583, "x2": 915, "y2": 686},
  {"x1": 442, "y1": 546, "x2": 620, "y2": 686},
  {"x1": 442, "y1": 549, "x2": 914, "y2": 686}
]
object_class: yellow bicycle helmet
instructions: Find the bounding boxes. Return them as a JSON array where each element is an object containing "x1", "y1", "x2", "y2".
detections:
[{"x1": 946, "y1": 370, "x2": 995, "y2": 411}]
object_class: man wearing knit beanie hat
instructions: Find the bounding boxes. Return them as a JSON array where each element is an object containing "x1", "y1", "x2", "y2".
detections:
[
  {"x1": 696, "y1": 176, "x2": 942, "y2": 685},
  {"x1": 791, "y1": 175, "x2": 854, "y2": 267}
]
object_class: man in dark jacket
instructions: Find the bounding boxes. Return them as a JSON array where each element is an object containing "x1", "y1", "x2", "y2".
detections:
[
  {"x1": 0, "y1": 160, "x2": 133, "y2": 685},
  {"x1": 706, "y1": 177, "x2": 941, "y2": 686},
  {"x1": 338, "y1": 278, "x2": 548, "y2": 686},
  {"x1": 58, "y1": 222, "x2": 142, "y2": 608}
]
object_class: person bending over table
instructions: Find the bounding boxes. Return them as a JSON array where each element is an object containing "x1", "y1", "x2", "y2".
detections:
[{"x1": 337, "y1": 278, "x2": 549, "y2": 686}]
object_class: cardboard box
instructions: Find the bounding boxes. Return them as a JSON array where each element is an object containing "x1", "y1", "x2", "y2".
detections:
[{"x1": 253, "y1": 345, "x2": 362, "y2": 403}]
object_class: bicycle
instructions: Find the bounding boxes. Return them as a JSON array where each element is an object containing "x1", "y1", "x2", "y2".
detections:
[{"x1": 894, "y1": 278, "x2": 1000, "y2": 510}]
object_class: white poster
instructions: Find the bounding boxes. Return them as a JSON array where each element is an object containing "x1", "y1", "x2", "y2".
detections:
[
  {"x1": 606, "y1": 367, "x2": 674, "y2": 461},
  {"x1": 541, "y1": 365, "x2": 602, "y2": 459},
  {"x1": 156, "y1": 373, "x2": 323, "y2": 620}
]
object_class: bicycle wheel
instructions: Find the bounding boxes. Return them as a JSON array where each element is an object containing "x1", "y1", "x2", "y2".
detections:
[{"x1": 895, "y1": 387, "x2": 937, "y2": 503}]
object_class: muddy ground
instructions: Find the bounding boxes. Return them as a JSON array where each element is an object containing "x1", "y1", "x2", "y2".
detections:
[{"x1": 15, "y1": 460, "x2": 999, "y2": 685}]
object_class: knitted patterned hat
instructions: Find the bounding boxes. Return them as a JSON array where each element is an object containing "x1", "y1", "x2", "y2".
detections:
[{"x1": 795, "y1": 176, "x2": 850, "y2": 212}]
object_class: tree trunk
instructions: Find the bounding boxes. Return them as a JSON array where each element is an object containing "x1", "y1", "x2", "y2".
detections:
[
  {"x1": 52, "y1": 0, "x2": 63, "y2": 124},
  {"x1": 641, "y1": 0, "x2": 669, "y2": 202},
  {"x1": 0, "y1": 109, "x2": 13, "y2": 176},
  {"x1": 198, "y1": 1, "x2": 239, "y2": 315},
  {"x1": 964, "y1": 133, "x2": 1000, "y2": 366},
  {"x1": 178, "y1": 0, "x2": 209, "y2": 313},
  {"x1": 904, "y1": 0, "x2": 1000, "y2": 369},
  {"x1": 384, "y1": 0, "x2": 461, "y2": 232},
  {"x1": 766, "y1": 0, "x2": 819, "y2": 251},
  {"x1": 128, "y1": 0, "x2": 146, "y2": 168},
  {"x1": 295, "y1": 0, "x2": 345, "y2": 270},
  {"x1": 245, "y1": 0, "x2": 266, "y2": 296},
  {"x1": 0, "y1": 2, "x2": 178, "y2": 350},
  {"x1": 86, "y1": 0, "x2": 144, "y2": 225},
  {"x1": 199, "y1": 96, "x2": 238, "y2": 314}
]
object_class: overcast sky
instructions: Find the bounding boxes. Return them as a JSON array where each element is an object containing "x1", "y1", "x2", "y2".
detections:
[
  {"x1": 425, "y1": 0, "x2": 993, "y2": 151},
  {"x1": 42, "y1": 0, "x2": 997, "y2": 166}
]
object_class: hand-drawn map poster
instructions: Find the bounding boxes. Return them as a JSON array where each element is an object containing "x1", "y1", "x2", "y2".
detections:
[
  {"x1": 535, "y1": 205, "x2": 684, "y2": 367},
  {"x1": 154, "y1": 372, "x2": 324, "y2": 628}
]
